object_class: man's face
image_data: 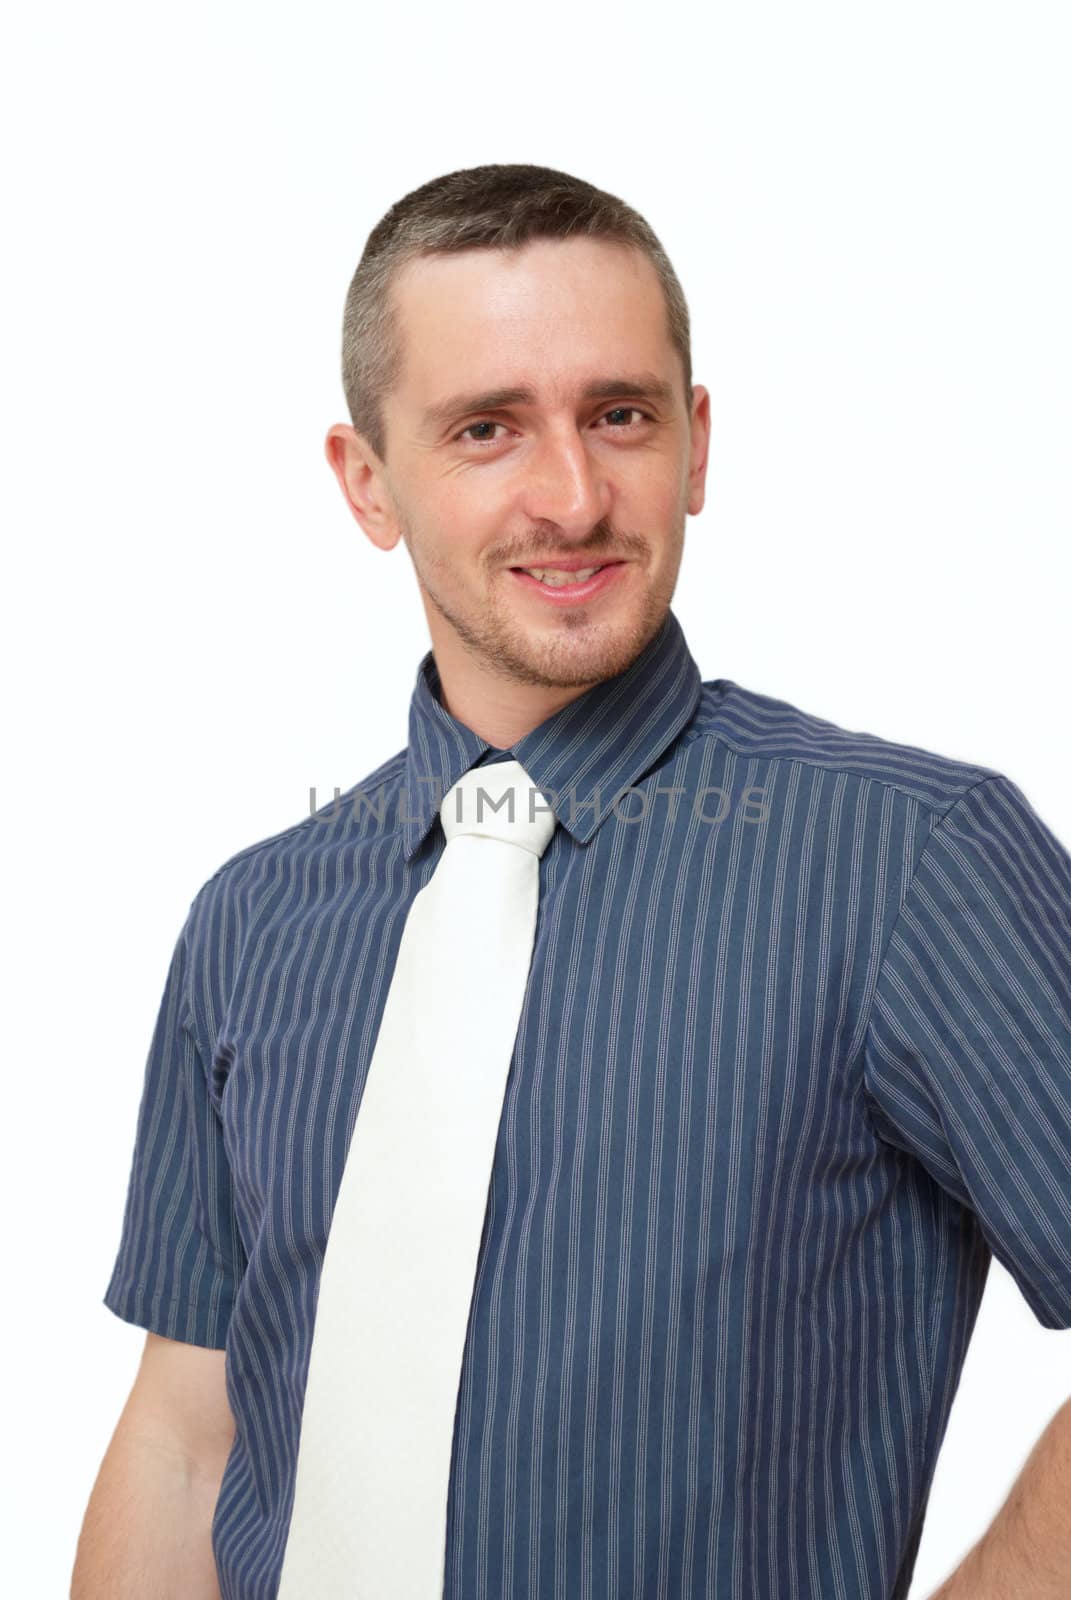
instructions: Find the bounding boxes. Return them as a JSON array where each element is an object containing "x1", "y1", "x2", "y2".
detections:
[{"x1": 350, "y1": 237, "x2": 709, "y2": 690}]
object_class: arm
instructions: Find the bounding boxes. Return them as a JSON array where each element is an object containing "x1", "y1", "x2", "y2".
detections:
[
  {"x1": 925, "y1": 1396, "x2": 1071, "y2": 1599},
  {"x1": 70, "y1": 1330, "x2": 235, "y2": 1600}
]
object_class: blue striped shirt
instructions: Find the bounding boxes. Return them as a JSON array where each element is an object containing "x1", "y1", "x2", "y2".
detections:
[{"x1": 103, "y1": 606, "x2": 1071, "y2": 1599}]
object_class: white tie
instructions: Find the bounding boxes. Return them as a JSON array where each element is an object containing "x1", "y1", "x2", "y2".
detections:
[{"x1": 278, "y1": 757, "x2": 558, "y2": 1599}]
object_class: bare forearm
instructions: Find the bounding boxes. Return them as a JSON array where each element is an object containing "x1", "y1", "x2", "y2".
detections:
[
  {"x1": 927, "y1": 1397, "x2": 1071, "y2": 1599},
  {"x1": 70, "y1": 1430, "x2": 224, "y2": 1600}
]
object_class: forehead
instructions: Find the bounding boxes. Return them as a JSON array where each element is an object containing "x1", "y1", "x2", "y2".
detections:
[{"x1": 388, "y1": 238, "x2": 676, "y2": 407}]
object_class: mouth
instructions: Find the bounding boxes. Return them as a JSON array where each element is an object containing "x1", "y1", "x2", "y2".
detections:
[{"x1": 507, "y1": 560, "x2": 628, "y2": 603}]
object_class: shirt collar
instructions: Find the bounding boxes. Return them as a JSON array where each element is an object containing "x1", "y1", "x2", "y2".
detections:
[{"x1": 400, "y1": 606, "x2": 703, "y2": 861}]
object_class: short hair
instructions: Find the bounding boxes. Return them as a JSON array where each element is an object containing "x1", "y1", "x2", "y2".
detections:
[{"x1": 341, "y1": 163, "x2": 693, "y2": 463}]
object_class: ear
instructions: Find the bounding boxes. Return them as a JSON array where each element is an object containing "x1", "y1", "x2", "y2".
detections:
[
  {"x1": 324, "y1": 423, "x2": 403, "y2": 552},
  {"x1": 686, "y1": 385, "x2": 711, "y2": 517}
]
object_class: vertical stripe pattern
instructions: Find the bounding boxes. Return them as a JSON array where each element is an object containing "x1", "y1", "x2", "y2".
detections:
[{"x1": 103, "y1": 608, "x2": 1071, "y2": 1599}]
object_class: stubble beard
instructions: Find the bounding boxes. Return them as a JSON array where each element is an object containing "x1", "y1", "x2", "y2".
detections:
[{"x1": 398, "y1": 505, "x2": 685, "y2": 691}]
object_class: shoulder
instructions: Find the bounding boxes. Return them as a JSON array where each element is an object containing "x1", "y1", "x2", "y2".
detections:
[
  {"x1": 184, "y1": 745, "x2": 408, "y2": 925},
  {"x1": 687, "y1": 675, "x2": 1006, "y2": 826}
]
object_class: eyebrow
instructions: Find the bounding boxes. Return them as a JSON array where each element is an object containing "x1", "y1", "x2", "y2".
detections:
[{"x1": 420, "y1": 373, "x2": 677, "y2": 435}]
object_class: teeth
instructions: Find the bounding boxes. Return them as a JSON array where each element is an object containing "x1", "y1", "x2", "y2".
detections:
[{"x1": 522, "y1": 566, "x2": 603, "y2": 587}]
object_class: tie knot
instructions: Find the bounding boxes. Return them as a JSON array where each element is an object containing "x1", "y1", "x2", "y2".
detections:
[{"x1": 440, "y1": 758, "x2": 558, "y2": 857}]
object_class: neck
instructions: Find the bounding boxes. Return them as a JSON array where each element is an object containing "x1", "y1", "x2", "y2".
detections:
[
  {"x1": 433, "y1": 645, "x2": 598, "y2": 750},
  {"x1": 424, "y1": 606, "x2": 611, "y2": 746}
]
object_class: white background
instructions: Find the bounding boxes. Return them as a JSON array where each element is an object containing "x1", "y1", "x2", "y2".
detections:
[{"x1": 4, "y1": 2, "x2": 1069, "y2": 1594}]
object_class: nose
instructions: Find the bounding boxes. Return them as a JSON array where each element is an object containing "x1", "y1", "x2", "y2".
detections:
[{"x1": 520, "y1": 423, "x2": 611, "y2": 537}]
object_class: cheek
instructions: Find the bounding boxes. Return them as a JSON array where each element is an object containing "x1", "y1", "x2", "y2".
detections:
[
  {"x1": 436, "y1": 473, "x2": 504, "y2": 518},
  {"x1": 409, "y1": 478, "x2": 504, "y2": 571},
  {"x1": 416, "y1": 451, "x2": 681, "y2": 543},
  {"x1": 436, "y1": 471, "x2": 516, "y2": 539},
  {"x1": 605, "y1": 444, "x2": 681, "y2": 500},
  {"x1": 625, "y1": 464, "x2": 686, "y2": 527}
]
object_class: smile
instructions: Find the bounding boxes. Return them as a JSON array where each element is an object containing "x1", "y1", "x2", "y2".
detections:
[{"x1": 508, "y1": 561, "x2": 627, "y2": 603}]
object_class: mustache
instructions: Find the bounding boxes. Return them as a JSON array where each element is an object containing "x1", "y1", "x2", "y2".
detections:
[{"x1": 498, "y1": 528, "x2": 648, "y2": 566}]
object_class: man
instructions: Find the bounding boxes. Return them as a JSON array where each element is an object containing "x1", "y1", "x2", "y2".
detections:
[{"x1": 73, "y1": 164, "x2": 1071, "y2": 1599}]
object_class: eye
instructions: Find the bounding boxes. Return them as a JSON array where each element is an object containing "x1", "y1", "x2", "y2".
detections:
[
  {"x1": 454, "y1": 407, "x2": 653, "y2": 447},
  {"x1": 455, "y1": 420, "x2": 508, "y2": 446},
  {"x1": 596, "y1": 406, "x2": 651, "y2": 429}
]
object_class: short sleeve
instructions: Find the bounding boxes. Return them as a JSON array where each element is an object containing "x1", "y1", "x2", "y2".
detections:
[
  {"x1": 102, "y1": 894, "x2": 245, "y2": 1349},
  {"x1": 862, "y1": 772, "x2": 1071, "y2": 1329}
]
